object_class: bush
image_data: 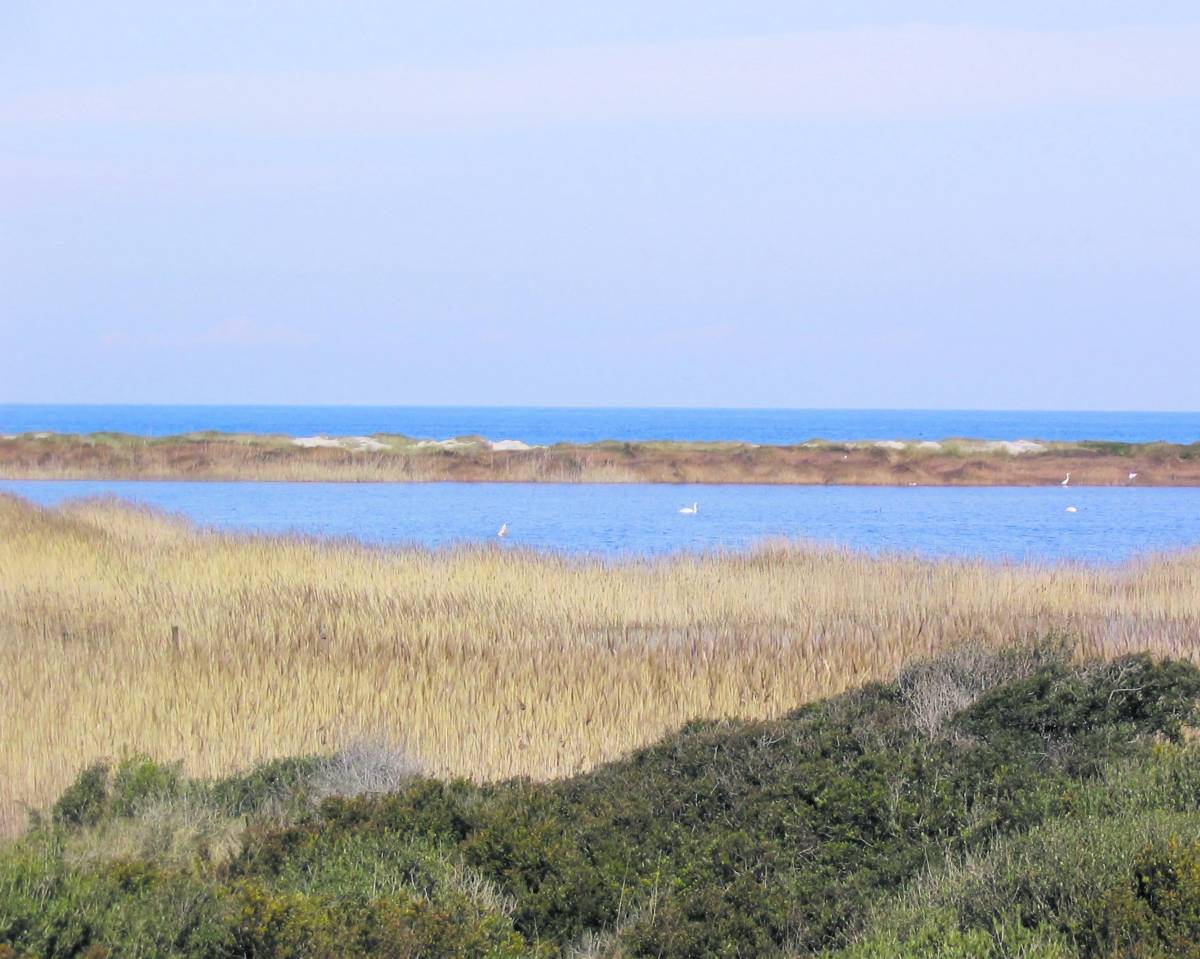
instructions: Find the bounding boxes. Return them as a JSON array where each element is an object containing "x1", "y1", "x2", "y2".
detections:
[
  {"x1": 1085, "y1": 838, "x2": 1200, "y2": 958},
  {"x1": 51, "y1": 762, "x2": 110, "y2": 827},
  {"x1": 7, "y1": 651, "x2": 1200, "y2": 958}
]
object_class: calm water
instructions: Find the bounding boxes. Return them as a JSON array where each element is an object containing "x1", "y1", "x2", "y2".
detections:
[
  {"x1": 1, "y1": 405, "x2": 1198, "y2": 444},
  {"x1": 4, "y1": 481, "x2": 1199, "y2": 564}
]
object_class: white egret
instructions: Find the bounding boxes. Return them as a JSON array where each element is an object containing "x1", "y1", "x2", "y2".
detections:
[
  {"x1": 497, "y1": 523, "x2": 508, "y2": 538},
  {"x1": 679, "y1": 502, "x2": 698, "y2": 515},
  {"x1": 1061, "y1": 473, "x2": 1070, "y2": 487},
  {"x1": 1129, "y1": 472, "x2": 1138, "y2": 482}
]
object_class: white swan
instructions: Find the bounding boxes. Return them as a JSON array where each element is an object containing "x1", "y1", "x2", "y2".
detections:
[
  {"x1": 497, "y1": 523, "x2": 508, "y2": 538},
  {"x1": 1061, "y1": 473, "x2": 1070, "y2": 487},
  {"x1": 678, "y1": 502, "x2": 698, "y2": 515},
  {"x1": 1065, "y1": 506, "x2": 1078, "y2": 513}
]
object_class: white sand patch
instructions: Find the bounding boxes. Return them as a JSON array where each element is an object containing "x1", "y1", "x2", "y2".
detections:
[
  {"x1": 490, "y1": 439, "x2": 534, "y2": 451},
  {"x1": 345, "y1": 436, "x2": 389, "y2": 452},
  {"x1": 33, "y1": 432, "x2": 51, "y2": 439},
  {"x1": 415, "y1": 438, "x2": 474, "y2": 450},
  {"x1": 969, "y1": 440, "x2": 1046, "y2": 455},
  {"x1": 842, "y1": 438, "x2": 1045, "y2": 455},
  {"x1": 1006, "y1": 440, "x2": 1046, "y2": 455},
  {"x1": 292, "y1": 435, "x2": 391, "y2": 452},
  {"x1": 292, "y1": 436, "x2": 343, "y2": 449}
]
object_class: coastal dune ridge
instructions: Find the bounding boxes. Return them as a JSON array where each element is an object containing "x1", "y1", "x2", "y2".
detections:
[
  {"x1": 2, "y1": 492, "x2": 1199, "y2": 839},
  {"x1": 0, "y1": 430, "x2": 1197, "y2": 484}
]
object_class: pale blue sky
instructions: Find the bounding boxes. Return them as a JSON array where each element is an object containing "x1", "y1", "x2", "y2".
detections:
[{"x1": 2, "y1": 3, "x2": 1198, "y2": 409}]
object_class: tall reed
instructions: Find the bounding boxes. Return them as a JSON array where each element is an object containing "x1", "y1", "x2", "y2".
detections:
[{"x1": 1, "y1": 494, "x2": 1198, "y2": 837}]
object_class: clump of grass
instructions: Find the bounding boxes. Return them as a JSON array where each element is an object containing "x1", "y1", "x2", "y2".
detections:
[
  {"x1": 2, "y1": 495, "x2": 1200, "y2": 840},
  {"x1": 309, "y1": 738, "x2": 423, "y2": 801},
  {"x1": 62, "y1": 792, "x2": 246, "y2": 872}
]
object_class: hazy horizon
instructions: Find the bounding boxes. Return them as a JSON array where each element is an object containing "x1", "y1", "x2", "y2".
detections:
[
  {"x1": 2, "y1": 402, "x2": 1200, "y2": 413},
  {"x1": 4, "y1": 3, "x2": 1198, "y2": 410}
]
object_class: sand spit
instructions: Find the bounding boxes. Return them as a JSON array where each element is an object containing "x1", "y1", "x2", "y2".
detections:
[{"x1": 2, "y1": 433, "x2": 1193, "y2": 485}]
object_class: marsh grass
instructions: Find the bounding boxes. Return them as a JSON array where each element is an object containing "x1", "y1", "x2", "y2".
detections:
[{"x1": 2, "y1": 494, "x2": 1200, "y2": 838}]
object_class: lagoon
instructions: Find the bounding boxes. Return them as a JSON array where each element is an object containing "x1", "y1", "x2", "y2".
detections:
[{"x1": 3, "y1": 480, "x2": 1199, "y2": 563}]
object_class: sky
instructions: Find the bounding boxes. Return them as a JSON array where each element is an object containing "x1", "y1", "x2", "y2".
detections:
[{"x1": 2, "y1": 2, "x2": 1199, "y2": 410}]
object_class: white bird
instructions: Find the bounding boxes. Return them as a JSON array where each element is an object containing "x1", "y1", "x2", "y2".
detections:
[
  {"x1": 497, "y1": 523, "x2": 508, "y2": 538},
  {"x1": 1066, "y1": 506, "x2": 1078, "y2": 513},
  {"x1": 678, "y1": 502, "x2": 698, "y2": 515},
  {"x1": 1129, "y1": 472, "x2": 1139, "y2": 482},
  {"x1": 1061, "y1": 473, "x2": 1071, "y2": 487}
]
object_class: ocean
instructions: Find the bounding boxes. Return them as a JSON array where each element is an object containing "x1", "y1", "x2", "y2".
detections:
[{"x1": 1, "y1": 405, "x2": 1197, "y2": 445}]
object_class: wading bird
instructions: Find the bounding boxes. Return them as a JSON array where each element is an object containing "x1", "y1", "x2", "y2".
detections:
[
  {"x1": 1061, "y1": 473, "x2": 1071, "y2": 487},
  {"x1": 679, "y1": 502, "x2": 698, "y2": 515},
  {"x1": 1129, "y1": 472, "x2": 1139, "y2": 482},
  {"x1": 497, "y1": 523, "x2": 508, "y2": 538}
]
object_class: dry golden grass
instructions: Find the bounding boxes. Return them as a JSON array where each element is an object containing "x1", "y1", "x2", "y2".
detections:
[{"x1": 2, "y1": 493, "x2": 1199, "y2": 838}]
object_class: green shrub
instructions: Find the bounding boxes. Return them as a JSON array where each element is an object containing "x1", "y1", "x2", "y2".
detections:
[
  {"x1": 1084, "y1": 838, "x2": 1200, "y2": 958},
  {"x1": 203, "y1": 755, "x2": 323, "y2": 817},
  {"x1": 51, "y1": 762, "x2": 110, "y2": 827},
  {"x1": 8, "y1": 652, "x2": 1200, "y2": 958},
  {"x1": 109, "y1": 758, "x2": 182, "y2": 817},
  {"x1": 825, "y1": 910, "x2": 1072, "y2": 958}
]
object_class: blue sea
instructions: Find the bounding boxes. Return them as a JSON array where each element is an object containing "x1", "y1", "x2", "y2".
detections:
[{"x1": 1, "y1": 405, "x2": 1198, "y2": 445}]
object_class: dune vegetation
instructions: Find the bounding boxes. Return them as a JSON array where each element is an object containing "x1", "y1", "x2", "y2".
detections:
[
  {"x1": 2, "y1": 492, "x2": 1200, "y2": 852},
  {"x1": 4, "y1": 649, "x2": 1200, "y2": 956},
  {"x1": 2, "y1": 431, "x2": 1199, "y2": 484}
]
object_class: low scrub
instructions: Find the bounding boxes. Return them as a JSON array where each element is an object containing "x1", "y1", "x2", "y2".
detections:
[{"x1": 4, "y1": 649, "x2": 1200, "y2": 957}]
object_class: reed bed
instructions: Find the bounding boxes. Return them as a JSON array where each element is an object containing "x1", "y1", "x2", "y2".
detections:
[{"x1": 2, "y1": 493, "x2": 1199, "y2": 838}]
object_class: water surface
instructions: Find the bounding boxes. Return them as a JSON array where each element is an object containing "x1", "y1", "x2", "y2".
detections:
[
  {"x1": 3, "y1": 480, "x2": 1198, "y2": 564},
  {"x1": 2, "y1": 405, "x2": 1198, "y2": 445}
]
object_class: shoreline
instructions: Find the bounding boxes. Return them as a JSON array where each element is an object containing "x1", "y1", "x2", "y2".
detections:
[{"x1": 1, "y1": 431, "x2": 1198, "y2": 485}]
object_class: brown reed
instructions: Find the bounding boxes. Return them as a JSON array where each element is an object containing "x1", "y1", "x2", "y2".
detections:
[{"x1": 1, "y1": 493, "x2": 1198, "y2": 837}]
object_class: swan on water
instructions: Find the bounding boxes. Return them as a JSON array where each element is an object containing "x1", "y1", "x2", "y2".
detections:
[
  {"x1": 1066, "y1": 506, "x2": 1078, "y2": 513},
  {"x1": 679, "y1": 502, "x2": 698, "y2": 515}
]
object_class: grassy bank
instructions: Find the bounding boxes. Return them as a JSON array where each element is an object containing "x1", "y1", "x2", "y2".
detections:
[
  {"x1": 4, "y1": 649, "x2": 1200, "y2": 956},
  {"x1": 2, "y1": 432, "x2": 1199, "y2": 484},
  {"x1": 2, "y1": 495, "x2": 1200, "y2": 843}
]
